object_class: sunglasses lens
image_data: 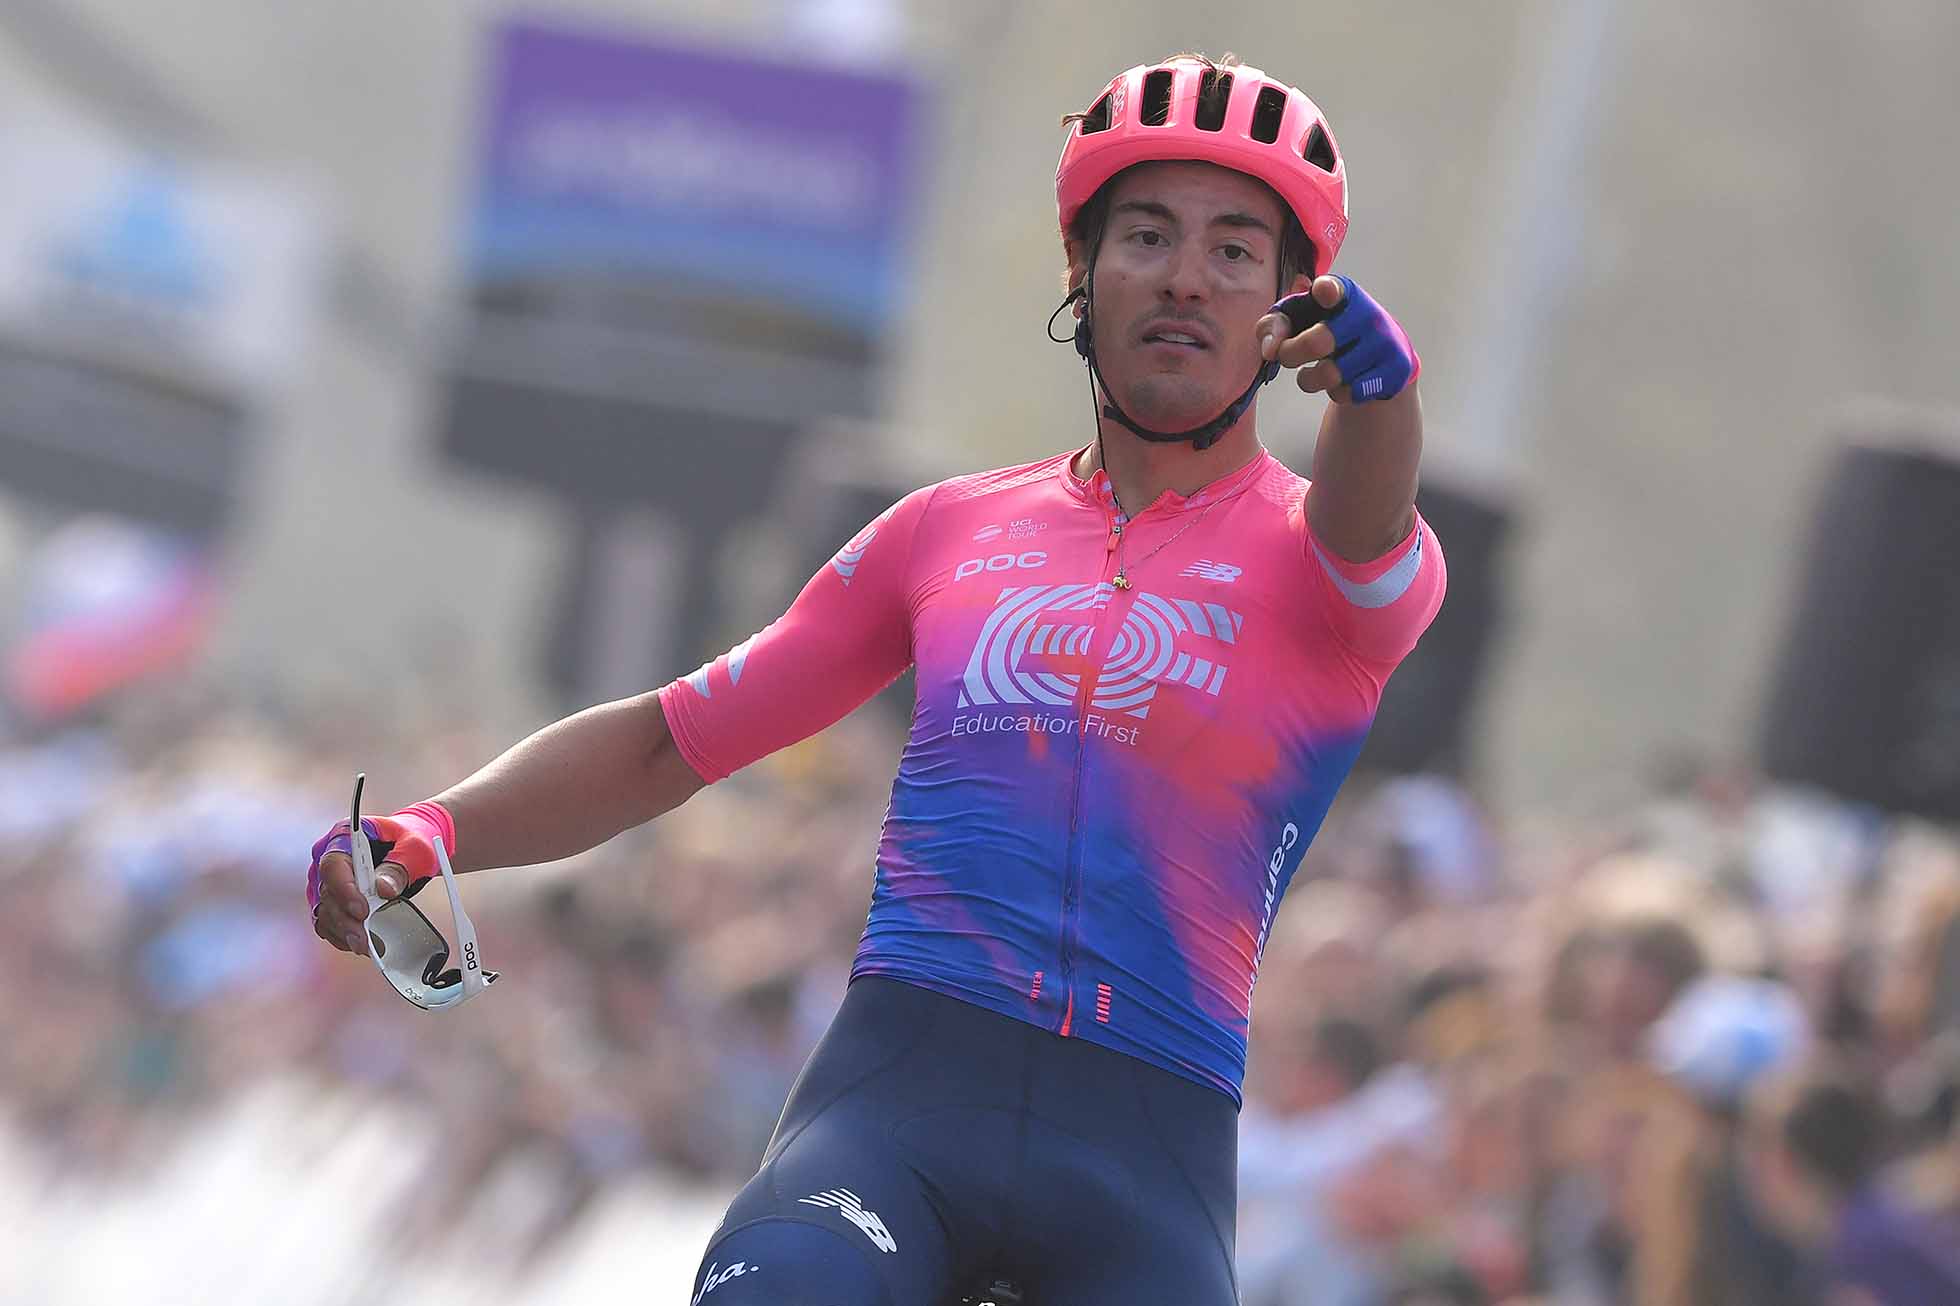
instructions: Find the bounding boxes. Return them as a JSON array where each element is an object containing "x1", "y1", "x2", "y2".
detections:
[{"x1": 367, "y1": 899, "x2": 462, "y2": 1008}]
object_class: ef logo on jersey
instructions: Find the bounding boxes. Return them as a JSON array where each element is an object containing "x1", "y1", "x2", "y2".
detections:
[{"x1": 955, "y1": 583, "x2": 1243, "y2": 720}]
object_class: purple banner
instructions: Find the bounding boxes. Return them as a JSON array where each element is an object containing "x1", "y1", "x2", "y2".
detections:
[{"x1": 468, "y1": 19, "x2": 924, "y2": 335}]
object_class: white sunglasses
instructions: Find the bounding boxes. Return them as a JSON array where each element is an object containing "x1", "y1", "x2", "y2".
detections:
[{"x1": 350, "y1": 773, "x2": 499, "y2": 1010}]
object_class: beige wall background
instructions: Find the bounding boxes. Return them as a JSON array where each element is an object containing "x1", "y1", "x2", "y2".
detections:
[{"x1": 3, "y1": 0, "x2": 1957, "y2": 810}]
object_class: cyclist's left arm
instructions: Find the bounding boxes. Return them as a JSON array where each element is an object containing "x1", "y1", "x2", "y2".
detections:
[
  {"x1": 1260, "y1": 274, "x2": 1439, "y2": 665},
  {"x1": 1306, "y1": 383, "x2": 1422, "y2": 567},
  {"x1": 657, "y1": 485, "x2": 935, "y2": 784},
  {"x1": 1260, "y1": 274, "x2": 1423, "y2": 564},
  {"x1": 1301, "y1": 379, "x2": 1440, "y2": 666}
]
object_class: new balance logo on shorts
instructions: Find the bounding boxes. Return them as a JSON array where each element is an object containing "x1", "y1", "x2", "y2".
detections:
[{"x1": 798, "y1": 1187, "x2": 898, "y2": 1253}]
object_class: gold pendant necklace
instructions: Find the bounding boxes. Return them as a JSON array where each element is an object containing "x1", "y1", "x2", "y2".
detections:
[{"x1": 1112, "y1": 500, "x2": 1215, "y2": 590}]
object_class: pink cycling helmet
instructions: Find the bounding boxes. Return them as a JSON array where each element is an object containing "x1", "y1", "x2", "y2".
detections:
[{"x1": 1056, "y1": 57, "x2": 1348, "y2": 278}]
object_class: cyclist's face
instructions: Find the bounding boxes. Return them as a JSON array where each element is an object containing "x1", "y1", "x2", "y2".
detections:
[{"x1": 1077, "y1": 161, "x2": 1305, "y2": 435}]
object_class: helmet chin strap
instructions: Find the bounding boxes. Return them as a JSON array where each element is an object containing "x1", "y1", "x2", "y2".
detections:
[{"x1": 1064, "y1": 272, "x2": 1282, "y2": 454}]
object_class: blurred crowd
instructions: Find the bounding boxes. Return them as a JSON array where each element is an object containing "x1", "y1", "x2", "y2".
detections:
[
  {"x1": 3, "y1": 682, "x2": 1959, "y2": 1305},
  {"x1": 1238, "y1": 769, "x2": 1960, "y2": 1305}
]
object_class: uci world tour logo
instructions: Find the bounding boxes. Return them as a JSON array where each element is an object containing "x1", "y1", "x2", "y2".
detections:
[{"x1": 955, "y1": 584, "x2": 1242, "y2": 732}]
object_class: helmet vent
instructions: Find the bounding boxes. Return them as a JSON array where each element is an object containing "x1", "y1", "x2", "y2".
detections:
[
  {"x1": 1303, "y1": 122, "x2": 1337, "y2": 172},
  {"x1": 1249, "y1": 85, "x2": 1287, "y2": 144},
  {"x1": 1141, "y1": 69, "x2": 1174, "y2": 126},
  {"x1": 1195, "y1": 70, "x2": 1233, "y2": 131},
  {"x1": 1079, "y1": 93, "x2": 1112, "y2": 135}
]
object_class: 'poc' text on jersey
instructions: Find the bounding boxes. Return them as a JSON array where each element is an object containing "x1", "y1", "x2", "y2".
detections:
[{"x1": 659, "y1": 450, "x2": 1444, "y2": 1103}]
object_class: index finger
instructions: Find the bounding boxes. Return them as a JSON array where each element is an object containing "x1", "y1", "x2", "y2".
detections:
[
  {"x1": 1263, "y1": 283, "x2": 1345, "y2": 365},
  {"x1": 1264, "y1": 318, "x2": 1339, "y2": 369},
  {"x1": 317, "y1": 850, "x2": 370, "y2": 919}
]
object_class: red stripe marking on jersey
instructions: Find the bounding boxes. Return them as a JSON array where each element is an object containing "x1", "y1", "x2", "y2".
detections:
[
  {"x1": 1095, "y1": 983, "x2": 1112, "y2": 1023},
  {"x1": 1061, "y1": 991, "x2": 1073, "y2": 1037}
]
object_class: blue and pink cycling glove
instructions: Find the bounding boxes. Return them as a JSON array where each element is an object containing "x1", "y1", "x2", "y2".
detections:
[{"x1": 306, "y1": 800, "x2": 456, "y2": 912}]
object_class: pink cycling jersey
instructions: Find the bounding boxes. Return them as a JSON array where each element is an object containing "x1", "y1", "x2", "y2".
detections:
[{"x1": 658, "y1": 448, "x2": 1444, "y2": 1102}]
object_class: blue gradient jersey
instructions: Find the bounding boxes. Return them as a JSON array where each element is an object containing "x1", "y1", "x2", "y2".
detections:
[{"x1": 658, "y1": 449, "x2": 1444, "y2": 1102}]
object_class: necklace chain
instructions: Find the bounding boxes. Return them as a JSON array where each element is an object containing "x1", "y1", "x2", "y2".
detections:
[{"x1": 1110, "y1": 496, "x2": 1214, "y2": 590}]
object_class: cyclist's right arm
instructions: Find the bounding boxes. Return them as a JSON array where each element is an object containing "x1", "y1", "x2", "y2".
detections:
[
  {"x1": 428, "y1": 688, "x2": 709, "y2": 873},
  {"x1": 441, "y1": 461, "x2": 933, "y2": 851},
  {"x1": 312, "y1": 486, "x2": 931, "y2": 951},
  {"x1": 443, "y1": 484, "x2": 932, "y2": 832},
  {"x1": 311, "y1": 690, "x2": 710, "y2": 954},
  {"x1": 655, "y1": 484, "x2": 931, "y2": 784}
]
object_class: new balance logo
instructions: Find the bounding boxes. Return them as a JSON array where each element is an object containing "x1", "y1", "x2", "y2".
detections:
[
  {"x1": 1180, "y1": 560, "x2": 1242, "y2": 583},
  {"x1": 798, "y1": 1188, "x2": 897, "y2": 1253}
]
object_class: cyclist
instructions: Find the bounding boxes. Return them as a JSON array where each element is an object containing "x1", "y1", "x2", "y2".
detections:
[{"x1": 308, "y1": 52, "x2": 1443, "y2": 1305}]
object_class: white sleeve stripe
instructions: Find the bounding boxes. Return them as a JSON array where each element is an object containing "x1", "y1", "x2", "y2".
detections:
[{"x1": 1312, "y1": 529, "x2": 1423, "y2": 610}]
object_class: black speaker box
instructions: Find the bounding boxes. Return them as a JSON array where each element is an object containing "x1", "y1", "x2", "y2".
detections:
[{"x1": 1760, "y1": 442, "x2": 1960, "y2": 821}]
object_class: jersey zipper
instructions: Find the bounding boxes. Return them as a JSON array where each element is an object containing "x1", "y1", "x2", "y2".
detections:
[{"x1": 1057, "y1": 505, "x2": 1130, "y2": 1037}]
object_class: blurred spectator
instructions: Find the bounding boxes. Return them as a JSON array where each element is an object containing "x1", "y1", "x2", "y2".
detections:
[
  {"x1": 1402, "y1": 962, "x2": 1504, "y2": 1070},
  {"x1": 1239, "y1": 1013, "x2": 1439, "y2": 1306},
  {"x1": 1360, "y1": 773, "x2": 1498, "y2": 912},
  {"x1": 1626, "y1": 974, "x2": 1817, "y2": 1306},
  {"x1": 1647, "y1": 973, "x2": 1811, "y2": 1110},
  {"x1": 1744, "y1": 1059, "x2": 1960, "y2": 1306},
  {"x1": 1589, "y1": 915, "x2": 1707, "y2": 1063},
  {"x1": 1887, "y1": 1032, "x2": 1960, "y2": 1233}
]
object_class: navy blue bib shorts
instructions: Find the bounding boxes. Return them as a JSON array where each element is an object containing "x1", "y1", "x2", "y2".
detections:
[{"x1": 690, "y1": 976, "x2": 1241, "y2": 1305}]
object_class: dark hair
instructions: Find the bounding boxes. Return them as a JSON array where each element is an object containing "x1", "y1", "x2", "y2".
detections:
[
  {"x1": 1621, "y1": 917, "x2": 1707, "y2": 1002},
  {"x1": 1781, "y1": 1065, "x2": 1884, "y2": 1195},
  {"x1": 1404, "y1": 962, "x2": 1494, "y2": 1025},
  {"x1": 1059, "y1": 49, "x2": 1236, "y2": 133},
  {"x1": 1311, "y1": 1016, "x2": 1386, "y2": 1092},
  {"x1": 1060, "y1": 51, "x2": 1316, "y2": 295}
]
